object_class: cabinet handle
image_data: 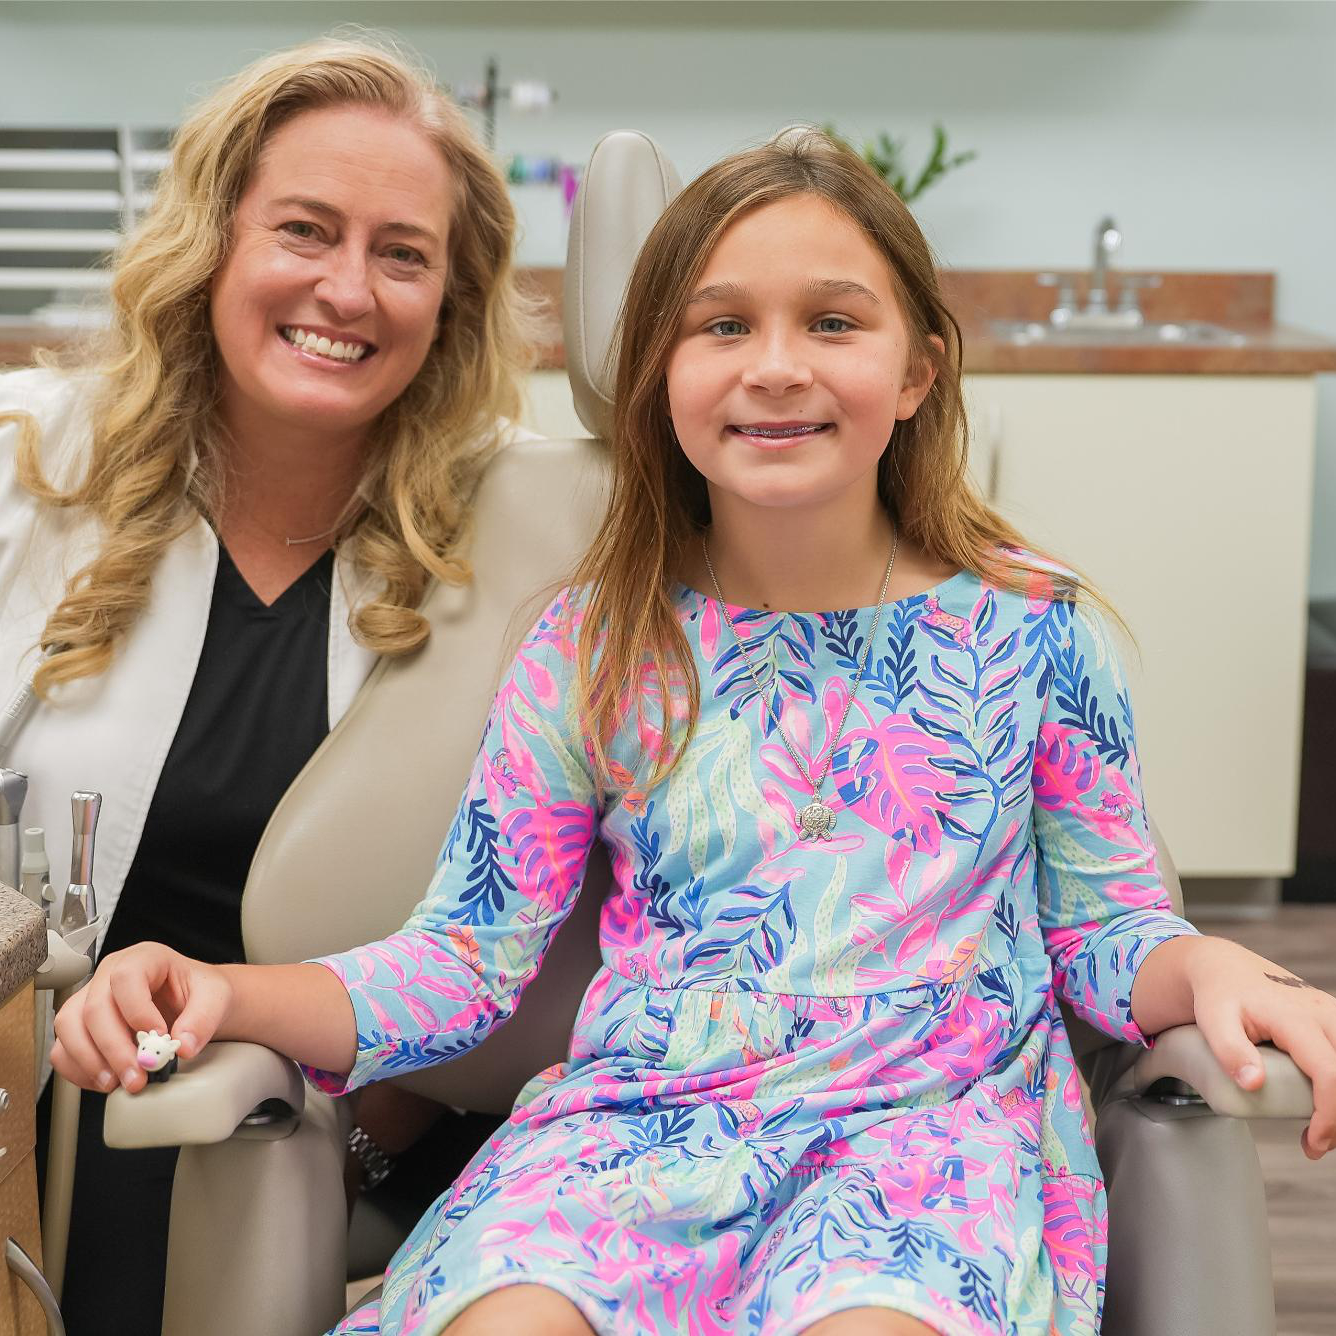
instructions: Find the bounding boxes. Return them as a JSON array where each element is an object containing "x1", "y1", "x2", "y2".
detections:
[{"x1": 5, "y1": 1237, "x2": 65, "y2": 1336}]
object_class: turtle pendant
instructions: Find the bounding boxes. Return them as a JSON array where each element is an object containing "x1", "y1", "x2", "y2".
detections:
[{"x1": 796, "y1": 801, "x2": 837, "y2": 840}]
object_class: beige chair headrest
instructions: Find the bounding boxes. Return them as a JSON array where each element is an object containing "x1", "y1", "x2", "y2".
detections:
[{"x1": 562, "y1": 130, "x2": 681, "y2": 439}]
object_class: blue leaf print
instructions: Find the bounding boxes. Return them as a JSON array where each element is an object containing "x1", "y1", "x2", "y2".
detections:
[
  {"x1": 820, "y1": 609, "x2": 865, "y2": 671},
  {"x1": 448, "y1": 796, "x2": 515, "y2": 926},
  {"x1": 709, "y1": 612, "x2": 817, "y2": 734},
  {"x1": 991, "y1": 896, "x2": 1021, "y2": 950},
  {"x1": 952, "y1": 1254, "x2": 1002, "y2": 1322},
  {"x1": 598, "y1": 1108, "x2": 696, "y2": 1168},
  {"x1": 975, "y1": 589, "x2": 998, "y2": 640},
  {"x1": 713, "y1": 881, "x2": 798, "y2": 972},
  {"x1": 865, "y1": 601, "x2": 921, "y2": 711},
  {"x1": 883, "y1": 1217, "x2": 930, "y2": 1280},
  {"x1": 1021, "y1": 596, "x2": 1074, "y2": 697},
  {"x1": 1051, "y1": 635, "x2": 1130, "y2": 766}
]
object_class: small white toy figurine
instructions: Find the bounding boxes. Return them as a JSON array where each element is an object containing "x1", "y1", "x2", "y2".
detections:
[{"x1": 135, "y1": 1029, "x2": 182, "y2": 1085}]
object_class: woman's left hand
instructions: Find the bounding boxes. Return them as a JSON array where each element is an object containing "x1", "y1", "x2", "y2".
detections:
[{"x1": 1184, "y1": 936, "x2": 1336, "y2": 1160}]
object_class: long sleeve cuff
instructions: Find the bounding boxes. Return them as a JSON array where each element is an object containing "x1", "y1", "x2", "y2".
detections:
[
  {"x1": 299, "y1": 931, "x2": 507, "y2": 1096},
  {"x1": 1047, "y1": 909, "x2": 1200, "y2": 1048}
]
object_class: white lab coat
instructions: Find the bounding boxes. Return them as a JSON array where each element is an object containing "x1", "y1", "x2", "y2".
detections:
[{"x1": 0, "y1": 365, "x2": 523, "y2": 957}]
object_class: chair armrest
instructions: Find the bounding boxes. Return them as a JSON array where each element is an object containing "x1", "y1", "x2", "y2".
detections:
[
  {"x1": 1109, "y1": 1023, "x2": 1314, "y2": 1118},
  {"x1": 103, "y1": 1041, "x2": 305, "y2": 1149}
]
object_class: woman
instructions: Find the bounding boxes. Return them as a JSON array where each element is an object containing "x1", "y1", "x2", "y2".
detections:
[{"x1": 1, "y1": 35, "x2": 533, "y2": 1334}]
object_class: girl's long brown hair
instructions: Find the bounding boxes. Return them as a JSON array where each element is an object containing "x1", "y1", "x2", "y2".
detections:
[{"x1": 569, "y1": 126, "x2": 1107, "y2": 790}]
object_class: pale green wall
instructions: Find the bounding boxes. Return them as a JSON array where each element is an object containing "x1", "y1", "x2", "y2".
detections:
[{"x1": 4, "y1": 0, "x2": 1335, "y2": 592}]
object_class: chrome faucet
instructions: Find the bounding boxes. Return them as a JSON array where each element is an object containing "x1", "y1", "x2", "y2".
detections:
[
  {"x1": 1034, "y1": 216, "x2": 1160, "y2": 331},
  {"x1": 1087, "y1": 216, "x2": 1122, "y2": 316}
]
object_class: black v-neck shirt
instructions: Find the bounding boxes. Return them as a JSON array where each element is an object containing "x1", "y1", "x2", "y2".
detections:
[{"x1": 100, "y1": 544, "x2": 336, "y2": 965}]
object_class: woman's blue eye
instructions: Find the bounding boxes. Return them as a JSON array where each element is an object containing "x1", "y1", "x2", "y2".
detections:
[
  {"x1": 282, "y1": 221, "x2": 319, "y2": 240},
  {"x1": 386, "y1": 246, "x2": 425, "y2": 266},
  {"x1": 815, "y1": 316, "x2": 852, "y2": 334},
  {"x1": 708, "y1": 318, "x2": 746, "y2": 337}
]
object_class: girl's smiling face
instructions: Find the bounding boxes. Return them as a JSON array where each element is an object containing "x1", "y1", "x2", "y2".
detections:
[{"x1": 665, "y1": 194, "x2": 938, "y2": 517}]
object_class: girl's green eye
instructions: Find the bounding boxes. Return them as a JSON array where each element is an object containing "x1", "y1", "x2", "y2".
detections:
[
  {"x1": 709, "y1": 319, "x2": 746, "y2": 337},
  {"x1": 815, "y1": 316, "x2": 852, "y2": 334}
]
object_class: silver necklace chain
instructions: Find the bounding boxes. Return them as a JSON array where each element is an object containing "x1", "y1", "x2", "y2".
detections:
[
  {"x1": 701, "y1": 531, "x2": 898, "y2": 840},
  {"x1": 284, "y1": 521, "x2": 344, "y2": 547}
]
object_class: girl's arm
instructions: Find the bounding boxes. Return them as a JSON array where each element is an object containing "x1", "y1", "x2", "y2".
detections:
[
  {"x1": 1031, "y1": 599, "x2": 1200, "y2": 1047},
  {"x1": 1030, "y1": 597, "x2": 1336, "y2": 1158},
  {"x1": 52, "y1": 950, "x2": 355, "y2": 1093},
  {"x1": 297, "y1": 594, "x2": 599, "y2": 1096},
  {"x1": 215, "y1": 962, "x2": 355, "y2": 1073}
]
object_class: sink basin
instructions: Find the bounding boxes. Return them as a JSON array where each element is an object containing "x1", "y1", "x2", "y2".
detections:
[{"x1": 990, "y1": 319, "x2": 1248, "y2": 348}]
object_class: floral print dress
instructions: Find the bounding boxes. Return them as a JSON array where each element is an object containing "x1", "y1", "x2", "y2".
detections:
[{"x1": 313, "y1": 565, "x2": 1198, "y2": 1336}]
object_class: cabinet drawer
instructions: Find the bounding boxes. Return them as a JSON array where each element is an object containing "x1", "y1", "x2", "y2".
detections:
[
  {"x1": 0, "y1": 987, "x2": 35, "y2": 1191},
  {"x1": 0, "y1": 1148, "x2": 46, "y2": 1336}
]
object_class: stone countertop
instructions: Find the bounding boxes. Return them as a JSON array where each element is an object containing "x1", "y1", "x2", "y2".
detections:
[
  {"x1": 939, "y1": 270, "x2": 1336, "y2": 376},
  {"x1": 5, "y1": 269, "x2": 1335, "y2": 377},
  {"x1": 0, "y1": 885, "x2": 46, "y2": 1008}
]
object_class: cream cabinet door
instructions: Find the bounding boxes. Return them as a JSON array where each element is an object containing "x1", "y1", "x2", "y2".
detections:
[{"x1": 966, "y1": 373, "x2": 1316, "y2": 877}]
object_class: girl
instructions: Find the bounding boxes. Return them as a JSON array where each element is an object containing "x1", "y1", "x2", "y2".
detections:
[{"x1": 53, "y1": 129, "x2": 1336, "y2": 1336}]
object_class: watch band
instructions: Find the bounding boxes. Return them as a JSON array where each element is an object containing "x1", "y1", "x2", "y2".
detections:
[{"x1": 347, "y1": 1124, "x2": 396, "y2": 1192}]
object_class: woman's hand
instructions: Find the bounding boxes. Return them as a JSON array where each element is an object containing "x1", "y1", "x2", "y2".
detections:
[
  {"x1": 1185, "y1": 936, "x2": 1336, "y2": 1160},
  {"x1": 50, "y1": 943, "x2": 233, "y2": 1095}
]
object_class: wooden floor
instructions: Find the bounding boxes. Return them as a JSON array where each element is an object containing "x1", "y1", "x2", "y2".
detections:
[
  {"x1": 350, "y1": 906, "x2": 1336, "y2": 1331},
  {"x1": 1194, "y1": 906, "x2": 1336, "y2": 1336}
]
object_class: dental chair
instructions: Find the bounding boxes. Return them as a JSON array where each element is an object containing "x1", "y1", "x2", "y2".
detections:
[{"x1": 98, "y1": 131, "x2": 1315, "y2": 1336}]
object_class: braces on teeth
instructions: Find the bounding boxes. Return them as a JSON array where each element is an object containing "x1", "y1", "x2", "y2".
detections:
[{"x1": 281, "y1": 327, "x2": 369, "y2": 362}]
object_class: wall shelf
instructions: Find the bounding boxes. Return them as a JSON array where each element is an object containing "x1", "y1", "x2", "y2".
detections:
[{"x1": 0, "y1": 125, "x2": 165, "y2": 321}]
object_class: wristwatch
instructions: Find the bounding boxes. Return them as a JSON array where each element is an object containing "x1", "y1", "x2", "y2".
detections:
[{"x1": 347, "y1": 1124, "x2": 396, "y2": 1192}]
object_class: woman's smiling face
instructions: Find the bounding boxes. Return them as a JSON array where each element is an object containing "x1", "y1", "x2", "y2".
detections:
[
  {"x1": 209, "y1": 103, "x2": 453, "y2": 442},
  {"x1": 665, "y1": 193, "x2": 936, "y2": 517}
]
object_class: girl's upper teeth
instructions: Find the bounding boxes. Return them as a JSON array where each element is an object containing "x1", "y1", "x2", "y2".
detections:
[
  {"x1": 282, "y1": 327, "x2": 368, "y2": 361},
  {"x1": 744, "y1": 425, "x2": 822, "y2": 437}
]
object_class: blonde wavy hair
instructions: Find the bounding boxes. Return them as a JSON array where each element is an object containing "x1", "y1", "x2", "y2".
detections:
[
  {"x1": 8, "y1": 34, "x2": 542, "y2": 695},
  {"x1": 571, "y1": 128, "x2": 1116, "y2": 788}
]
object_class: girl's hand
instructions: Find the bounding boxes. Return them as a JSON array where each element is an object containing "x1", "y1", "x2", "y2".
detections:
[
  {"x1": 1185, "y1": 936, "x2": 1336, "y2": 1160},
  {"x1": 50, "y1": 943, "x2": 233, "y2": 1095}
]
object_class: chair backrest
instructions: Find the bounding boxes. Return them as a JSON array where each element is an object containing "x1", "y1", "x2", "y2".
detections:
[{"x1": 242, "y1": 128, "x2": 1183, "y2": 1112}]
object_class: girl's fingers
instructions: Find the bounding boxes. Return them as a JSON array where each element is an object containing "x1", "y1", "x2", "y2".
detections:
[
  {"x1": 48, "y1": 1038, "x2": 105, "y2": 1093},
  {"x1": 1196, "y1": 1004, "x2": 1267, "y2": 1090},
  {"x1": 50, "y1": 995, "x2": 115, "y2": 1093},
  {"x1": 169, "y1": 969, "x2": 230, "y2": 1060},
  {"x1": 1265, "y1": 1017, "x2": 1336, "y2": 1158},
  {"x1": 97, "y1": 961, "x2": 172, "y2": 1093},
  {"x1": 52, "y1": 944, "x2": 178, "y2": 1094}
]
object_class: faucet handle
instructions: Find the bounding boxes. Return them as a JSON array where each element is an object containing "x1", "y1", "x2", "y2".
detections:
[
  {"x1": 1036, "y1": 272, "x2": 1076, "y2": 325},
  {"x1": 1115, "y1": 273, "x2": 1162, "y2": 317}
]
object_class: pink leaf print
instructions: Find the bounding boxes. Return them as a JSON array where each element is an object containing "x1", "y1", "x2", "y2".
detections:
[
  {"x1": 521, "y1": 655, "x2": 559, "y2": 709},
  {"x1": 833, "y1": 715, "x2": 951, "y2": 854},
  {"x1": 759, "y1": 742, "x2": 808, "y2": 795},
  {"x1": 820, "y1": 677, "x2": 849, "y2": 758},
  {"x1": 1032, "y1": 724, "x2": 1101, "y2": 813},
  {"x1": 699, "y1": 596, "x2": 721, "y2": 659},
  {"x1": 1043, "y1": 1175, "x2": 1100, "y2": 1293}
]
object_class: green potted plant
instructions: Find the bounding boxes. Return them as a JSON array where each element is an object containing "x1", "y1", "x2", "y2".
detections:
[{"x1": 824, "y1": 124, "x2": 976, "y2": 204}]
